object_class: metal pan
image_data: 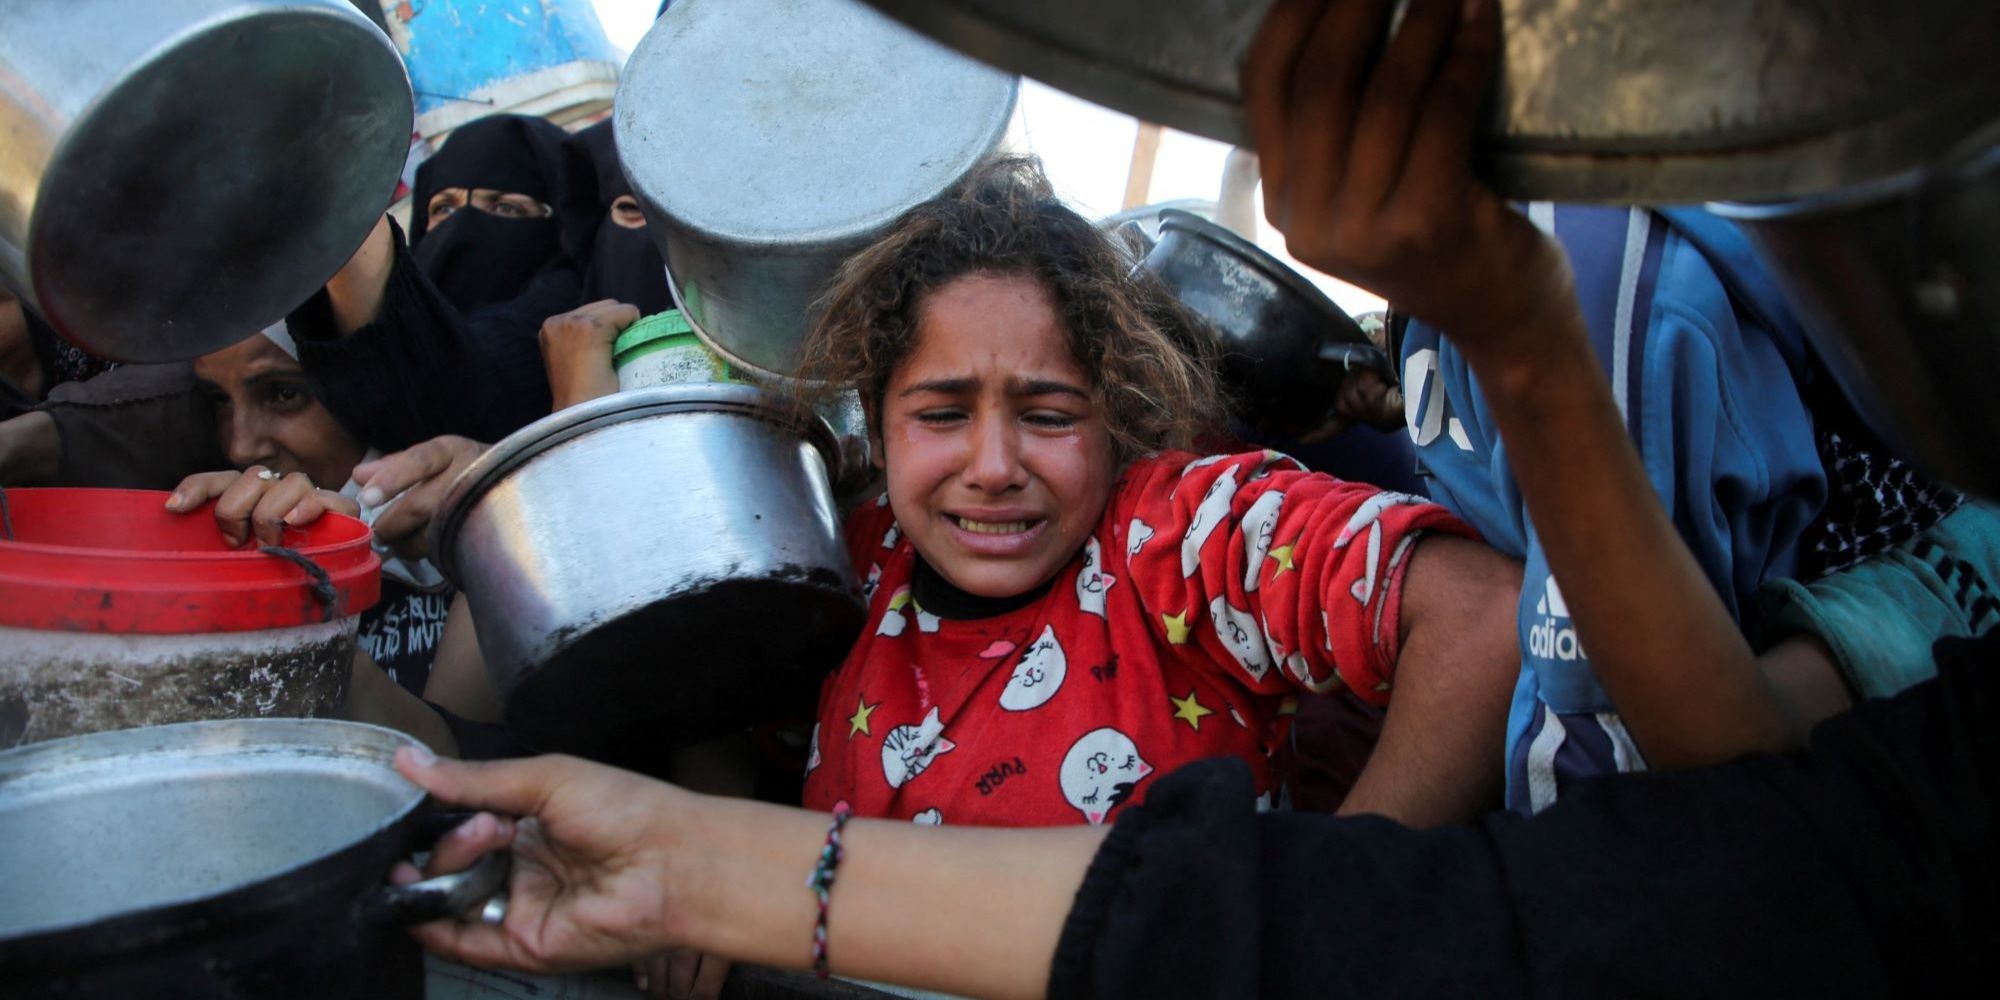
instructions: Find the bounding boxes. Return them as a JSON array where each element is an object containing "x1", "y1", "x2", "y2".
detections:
[{"x1": 855, "y1": 0, "x2": 2000, "y2": 203}]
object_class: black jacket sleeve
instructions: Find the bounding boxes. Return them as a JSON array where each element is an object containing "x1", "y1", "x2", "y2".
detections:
[
  {"x1": 1053, "y1": 635, "x2": 2000, "y2": 1000},
  {"x1": 289, "y1": 216, "x2": 578, "y2": 452},
  {"x1": 39, "y1": 363, "x2": 227, "y2": 488}
]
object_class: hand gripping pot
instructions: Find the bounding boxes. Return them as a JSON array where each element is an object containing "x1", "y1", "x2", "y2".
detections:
[
  {"x1": 0, "y1": 488, "x2": 380, "y2": 750},
  {"x1": 616, "y1": 0, "x2": 1017, "y2": 379},
  {"x1": 0, "y1": 0, "x2": 413, "y2": 362},
  {"x1": 0, "y1": 719, "x2": 508, "y2": 999},
  {"x1": 430, "y1": 384, "x2": 865, "y2": 773}
]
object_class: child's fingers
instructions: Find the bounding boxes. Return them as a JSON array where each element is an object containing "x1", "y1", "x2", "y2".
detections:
[
  {"x1": 1344, "y1": 0, "x2": 1467, "y2": 207},
  {"x1": 212, "y1": 468, "x2": 277, "y2": 547},
  {"x1": 1280, "y1": 0, "x2": 1400, "y2": 213},
  {"x1": 250, "y1": 473, "x2": 315, "y2": 547},
  {"x1": 1241, "y1": 0, "x2": 1331, "y2": 203},
  {"x1": 164, "y1": 470, "x2": 243, "y2": 513},
  {"x1": 1394, "y1": 0, "x2": 1500, "y2": 206}
]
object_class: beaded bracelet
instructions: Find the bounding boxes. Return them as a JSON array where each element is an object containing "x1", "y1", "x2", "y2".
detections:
[{"x1": 806, "y1": 802, "x2": 854, "y2": 978}]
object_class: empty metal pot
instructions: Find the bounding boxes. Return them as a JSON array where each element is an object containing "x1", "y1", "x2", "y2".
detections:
[
  {"x1": 0, "y1": 0, "x2": 412, "y2": 362},
  {"x1": 0, "y1": 719, "x2": 505, "y2": 999},
  {"x1": 615, "y1": 0, "x2": 1017, "y2": 379},
  {"x1": 430, "y1": 384, "x2": 865, "y2": 772},
  {"x1": 1713, "y1": 129, "x2": 2000, "y2": 499}
]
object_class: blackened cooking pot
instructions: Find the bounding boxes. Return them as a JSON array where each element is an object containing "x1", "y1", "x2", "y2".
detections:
[
  {"x1": 1140, "y1": 209, "x2": 1392, "y2": 437},
  {"x1": 0, "y1": 719, "x2": 506, "y2": 999}
]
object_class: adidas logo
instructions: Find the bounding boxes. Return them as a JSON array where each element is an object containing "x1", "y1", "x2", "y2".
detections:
[{"x1": 1528, "y1": 576, "x2": 1586, "y2": 662}]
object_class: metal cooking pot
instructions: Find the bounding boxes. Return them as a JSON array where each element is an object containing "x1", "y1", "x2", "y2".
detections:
[
  {"x1": 430, "y1": 384, "x2": 865, "y2": 773},
  {"x1": 0, "y1": 719, "x2": 506, "y2": 999},
  {"x1": 856, "y1": 0, "x2": 2000, "y2": 204},
  {"x1": 0, "y1": 0, "x2": 412, "y2": 362},
  {"x1": 1140, "y1": 209, "x2": 1391, "y2": 437},
  {"x1": 616, "y1": 0, "x2": 1017, "y2": 379},
  {"x1": 1713, "y1": 130, "x2": 2000, "y2": 500}
]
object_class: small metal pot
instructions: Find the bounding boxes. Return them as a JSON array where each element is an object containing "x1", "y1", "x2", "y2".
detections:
[
  {"x1": 616, "y1": 0, "x2": 1017, "y2": 379},
  {"x1": 1140, "y1": 209, "x2": 1390, "y2": 437},
  {"x1": 0, "y1": 0, "x2": 412, "y2": 362},
  {"x1": 0, "y1": 719, "x2": 506, "y2": 999},
  {"x1": 1713, "y1": 130, "x2": 2000, "y2": 499},
  {"x1": 431, "y1": 384, "x2": 865, "y2": 772}
]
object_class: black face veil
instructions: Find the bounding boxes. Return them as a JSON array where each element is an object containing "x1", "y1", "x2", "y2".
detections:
[
  {"x1": 409, "y1": 114, "x2": 571, "y2": 313},
  {"x1": 561, "y1": 121, "x2": 673, "y2": 316}
]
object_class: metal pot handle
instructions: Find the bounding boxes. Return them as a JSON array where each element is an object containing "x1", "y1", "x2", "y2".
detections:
[
  {"x1": 1317, "y1": 341, "x2": 1397, "y2": 381},
  {"x1": 359, "y1": 810, "x2": 513, "y2": 926}
]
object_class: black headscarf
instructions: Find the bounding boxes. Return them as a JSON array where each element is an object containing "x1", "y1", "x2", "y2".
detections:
[
  {"x1": 409, "y1": 114, "x2": 571, "y2": 313},
  {"x1": 559, "y1": 121, "x2": 673, "y2": 315}
]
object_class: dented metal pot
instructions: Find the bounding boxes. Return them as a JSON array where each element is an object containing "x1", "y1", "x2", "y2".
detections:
[{"x1": 430, "y1": 384, "x2": 865, "y2": 773}]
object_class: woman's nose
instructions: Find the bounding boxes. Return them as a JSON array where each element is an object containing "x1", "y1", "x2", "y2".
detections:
[{"x1": 224, "y1": 412, "x2": 270, "y2": 469}]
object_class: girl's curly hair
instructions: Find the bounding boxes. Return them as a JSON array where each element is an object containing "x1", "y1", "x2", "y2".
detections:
[{"x1": 796, "y1": 155, "x2": 1225, "y2": 463}]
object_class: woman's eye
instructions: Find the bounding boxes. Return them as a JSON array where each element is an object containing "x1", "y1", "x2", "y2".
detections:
[
  {"x1": 1025, "y1": 411, "x2": 1077, "y2": 429},
  {"x1": 914, "y1": 409, "x2": 965, "y2": 425},
  {"x1": 489, "y1": 202, "x2": 525, "y2": 218},
  {"x1": 428, "y1": 203, "x2": 456, "y2": 221}
]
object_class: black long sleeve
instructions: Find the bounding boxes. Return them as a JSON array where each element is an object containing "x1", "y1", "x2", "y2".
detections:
[
  {"x1": 1054, "y1": 634, "x2": 2000, "y2": 999},
  {"x1": 39, "y1": 363, "x2": 227, "y2": 488},
  {"x1": 289, "y1": 217, "x2": 578, "y2": 452}
]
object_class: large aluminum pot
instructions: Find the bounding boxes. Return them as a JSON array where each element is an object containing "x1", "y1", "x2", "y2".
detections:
[
  {"x1": 856, "y1": 0, "x2": 2000, "y2": 204},
  {"x1": 0, "y1": 719, "x2": 506, "y2": 999},
  {"x1": 616, "y1": 0, "x2": 1017, "y2": 379},
  {"x1": 1713, "y1": 130, "x2": 2000, "y2": 500},
  {"x1": 0, "y1": 0, "x2": 413, "y2": 363},
  {"x1": 430, "y1": 384, "x2": 865, "y2": 772}
]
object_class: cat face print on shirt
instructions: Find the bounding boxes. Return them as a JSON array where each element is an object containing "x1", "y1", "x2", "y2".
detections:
[
  {"x1": 881, "y1": 707, "x2": 956, "y2": 789},
  {"x1": 1181, "y1": 466, "x2": 1241, "y2": 577},
  {"x1": 999, "y1": 624, "x2": 1068, "y2": 711},
  {"x1": 1127, "y1": 518, "x2": 1155, "y2": 558},
  {"x1": 875, "y1": 585, "x2": 940, "y2": 637},
  {"x1": 1075, "y1": 535, "x2": 1116, "y2": 618},
  {"x1": 1209, "y1": 595, "x2": 1274, "y2": 680},
  {"x1": 912, "y1": 808, "x2": 943, "y2": 825},
  {"x1": 1334, "y1": 491, "x2": 1422, "y2": 549},
  {"x1": 1240, "y1": 490, "x2": 1284, "y2": 592},
  {"x1": 1059, "y1": 727, "x2": 1153, "y2": 824}
]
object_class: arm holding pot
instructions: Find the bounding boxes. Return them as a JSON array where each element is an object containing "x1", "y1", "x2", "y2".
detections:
[{"x1": 393, "y1": 749, "x2": 1098, "y2": 1000}]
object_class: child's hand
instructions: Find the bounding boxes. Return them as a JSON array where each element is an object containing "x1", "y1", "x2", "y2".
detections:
[
  {"x1": 1242, "y1": 0, "x2": 1571, "y2": 364},
  {"x1": 165, "y1": 467, "x2": 360, "y2": 548}
]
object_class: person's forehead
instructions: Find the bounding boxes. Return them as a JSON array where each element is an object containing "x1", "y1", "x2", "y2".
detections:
[
  {"x1": 194, "y1": 335, "x2": 300, "y2": 383},
  {"x1": 903, "y1": 274, "x2": 1080, "y2": 382}
]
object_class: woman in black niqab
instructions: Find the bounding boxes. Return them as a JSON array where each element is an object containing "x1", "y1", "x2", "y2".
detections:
[
  {"x1": 559, "y1": 121, "x2": 673, "y2": 316},
  {"x1": 409, "y1": 114, "x2": 571, "y2": 313}
]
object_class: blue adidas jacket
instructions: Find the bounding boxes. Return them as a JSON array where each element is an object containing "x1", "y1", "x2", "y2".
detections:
[{"x1": 1399, "y1": 205, "x2": 1826, "y2": 813}]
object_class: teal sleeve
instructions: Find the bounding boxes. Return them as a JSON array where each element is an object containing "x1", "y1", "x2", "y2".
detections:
[{"x1": 1757, "y1": 504, "x2": 2000, "y2": 699}]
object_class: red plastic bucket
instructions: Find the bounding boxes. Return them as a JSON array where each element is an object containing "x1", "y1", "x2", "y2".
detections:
[{"x1": 0, "y1": 489, "x2": 380, "y2": 634}]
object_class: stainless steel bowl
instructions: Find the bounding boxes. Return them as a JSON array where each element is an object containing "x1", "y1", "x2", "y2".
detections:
[
  {"x1": 0, "y1": 0, "x2": 412, "y2": 362},
  {"x1": 1713, "y1": 131, "x2": 2000, "y2": 500},
  {"x1": 856, "y1": 0, "x2": 2000, "y2": 203},
  {"x1": 615, "y1": 0, "x2": 1017, "y2": 378},
  {"x1": 430, "y1": 384, "x2": 865, "y2": 770}
]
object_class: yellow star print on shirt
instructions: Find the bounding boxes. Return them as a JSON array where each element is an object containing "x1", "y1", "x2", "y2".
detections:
[
  {"x1": 1170, "y1": 690, "x2": 1215, "y2": 731},
  {"x1": 848, "y1": 697, "x2": 879, "y2": 738},
  {"x1": 1162, "y1": 610, "x2": 1192, "y2": 644},
  {"x1": 1267, "y1": 542, "x2": 1297, "y2": 574}
]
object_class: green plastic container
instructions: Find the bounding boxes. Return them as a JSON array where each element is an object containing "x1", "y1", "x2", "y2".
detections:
[{"x1": 612, "y1": 310, "x2": 737, "y2": 389}]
